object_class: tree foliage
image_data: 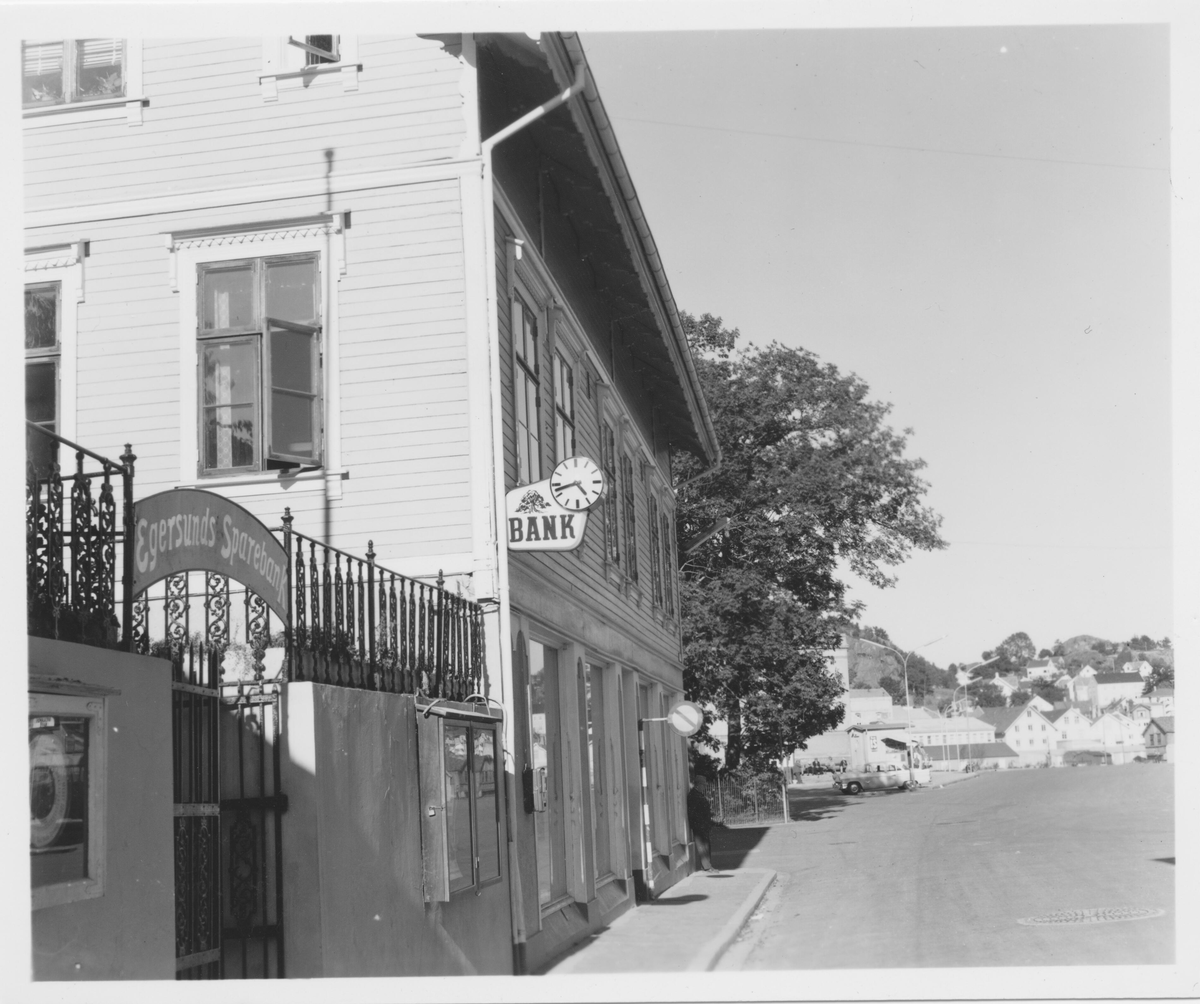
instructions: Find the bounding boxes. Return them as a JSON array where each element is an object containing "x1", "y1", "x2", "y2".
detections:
[
  {"x1": 674, "y1": 313, "x2": 946, "y2": 770},
  {"x1": 1142, "y1": 664, "x2": 1174, "y2": 695},
  {"x1": 981, "y1": 632, "x2": 1036, "y2": 677},
  {"x1": 970, "y1": 682, "x2": 1008, "y2": 708}
]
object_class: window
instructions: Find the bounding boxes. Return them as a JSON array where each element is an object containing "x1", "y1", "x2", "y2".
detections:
[
  {"x1": 600, "y1": 422, "x2": 619, "y2": 565},
  {"x1": 418, "y1": 714, "x2": 502, "y2": 900},
  {"x1": 512, "y1": 294, "x2": 540, "y2": 485},
  {"x1": 648, "y1": 496, "x2": 663, "y2": 607},
  {"x1": 584, "y1": 663, "x2": 612, "y2": 880},
  {"x1": 25, "y1": 282, "x2": 60, "y2": 477},
  {"x1": 528, "y1": 641, "x2": 567, "y2": 906},
  {"x1": 296, "y1": 35, "x2": 340, "y2": 65},
  {"x1": 660, "y1": 506, "x2": 676, "y2": 618},
  {"x1": 621, "y1": 454, "x2": 638, "y2": 584},
  {"x1": 196, "y1": 255, "x2": 322, "y2": 475},
  {"x1": 30, "y1": 693, "x2": 107, "y2": 909},
  {"x1": 552, "y1": 352, "x2": 575, "y2": 463},
  {"x1": 23, "y1": 39, "x2": 124, "y2": 108}
]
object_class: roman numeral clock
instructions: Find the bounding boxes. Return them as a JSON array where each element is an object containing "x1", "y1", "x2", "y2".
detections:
[{"x1": 505, "y1": 456, "x2": 606, "y2": 552}]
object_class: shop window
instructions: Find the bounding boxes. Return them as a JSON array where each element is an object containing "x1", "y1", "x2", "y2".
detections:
[
  {"x1": 30, "y1": 692, "x2": 107, "y2": 909},
  {"x1": 25, "y1": 282, "x2": 60, "y2": 477},
  {"x1": 552, "y1": 351, "x2": 575, "y2": 463},
  {"x1": 418, "y1": 712, "x2": 502, "y2": 901},
  {"x1": 196, "y1": 254, "x2": 322, "y2": 476},
  {"x1": 512, "y1": 293, "x2": 540, "y2": 485}
]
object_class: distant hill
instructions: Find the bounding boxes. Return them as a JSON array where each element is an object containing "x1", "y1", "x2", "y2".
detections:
[{"x1": 1054, "y1": 635, "x2": 1172, "y2": 676}]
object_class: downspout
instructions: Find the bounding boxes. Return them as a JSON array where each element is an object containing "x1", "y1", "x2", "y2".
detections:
[{"x1": 479, "y1": 43, "x2": 587, "y2": 972}]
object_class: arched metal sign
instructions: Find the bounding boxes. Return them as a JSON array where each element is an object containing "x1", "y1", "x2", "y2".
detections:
[{"x1": 132, "y1": 488, "x2": 288, "y2": 619}]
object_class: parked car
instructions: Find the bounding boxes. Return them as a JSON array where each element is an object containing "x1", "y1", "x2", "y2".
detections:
[{"x1": 831, "y1": 764, "x2": 916, "y2": 795}]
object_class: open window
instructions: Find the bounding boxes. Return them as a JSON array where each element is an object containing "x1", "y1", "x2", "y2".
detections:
[
  {"x1": 418, "y1": 709, "x2": 503, "y2": 901},
  {"x1": 196, "y1": 254, "x2": 322, "y2": 475},
  {"x1": 30, "y1": 692, "x2": 107, "y2": 909}
]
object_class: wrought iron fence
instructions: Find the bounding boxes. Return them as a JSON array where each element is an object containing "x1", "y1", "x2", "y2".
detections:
[
  {"x1": 281, "y1": 511, "x2": 484, "y2": 700},
  {"x1": 25, "y1": 422, "x2": 135, "y2": 649},
  {"x1": 695, "y1": 773, "x2": 787, "y2": 827}
]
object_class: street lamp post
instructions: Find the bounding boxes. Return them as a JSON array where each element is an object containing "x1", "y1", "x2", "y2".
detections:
[
  {"x1": 952, "y1": 655, "x2": 1000, "y2": 769},
  {"x1": 858, "y1": 635, "x2": 946, "y2": 786}
]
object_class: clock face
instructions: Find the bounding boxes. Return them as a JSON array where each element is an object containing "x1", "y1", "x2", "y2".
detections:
[{"x1": 550, "y1": 456, "x2": 606, "y2": 511}]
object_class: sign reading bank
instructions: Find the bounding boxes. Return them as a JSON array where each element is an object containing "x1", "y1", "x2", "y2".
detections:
[
  {"x1": 133, "y1": 489, "x2": 289, "y2": 619},
  {"x1": 504, "y1": 457, "x2": 605, "y2": 553}
]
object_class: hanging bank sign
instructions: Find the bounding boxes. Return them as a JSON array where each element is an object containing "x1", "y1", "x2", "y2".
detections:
[
  {"x1": 132, "y1": 488, "x2": 289, "y2": 619},
  {"x1": 504, "y1": 457, "x2": 604, "y2": 552}
]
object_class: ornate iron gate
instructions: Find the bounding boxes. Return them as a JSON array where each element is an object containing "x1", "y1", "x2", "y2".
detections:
[{"x1": 140, "y1": 572, "x2": 286, "y2": 979}]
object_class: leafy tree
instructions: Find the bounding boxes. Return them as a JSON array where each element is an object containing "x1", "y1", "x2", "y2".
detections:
[
  {"x1": 675, "y1": 313, "x2": 946, "y2": 771},
  {"x1": 970, "y1": 682, "x2": 1007, "y2": 707},
  {"x1": 1037, "y1": 648, "x2": 1052, "y2": 659},
  {"x1": 1029, "y1": 678, "x2": 1060, "y2": 704},
  {"x1": 1142, "y1": 664, "x2": 1174, "y2": 695},
  {"x1": 988, "y1": 631, "x2": 1036, "y2": 675},
  {"x1": 1128, "y1": 634, "x2": 1155, "y2": 651},
  {"x1": 878, "y1": 675, "x2": 906, "y2": 705},
  {"x1": 1158, "y1": 636, "x2": 1172, "y2": 650}
]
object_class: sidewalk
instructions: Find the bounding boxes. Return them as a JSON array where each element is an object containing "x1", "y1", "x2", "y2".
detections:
[{"x1": 539, "y1": 867, "x2": 776, "y2": 974}]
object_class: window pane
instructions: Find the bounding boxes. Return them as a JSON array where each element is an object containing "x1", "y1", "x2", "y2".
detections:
[
  {"x1": 30, "y1": 715, "x2": 89, "y2": 888},
  {"x1": 444, "y1": 725, "x2": 474, "y2": 894},
  {"x1": 25, "y1": 285, "x2": 59, "y2": 350},
  {"x1": 473, "y1": 728, "x2": 500, "y2": 883},
  {"x1": 25, "y1": 361, "x2": 57, "y2": 426},
  {"x1": 270, "y1": 391, "x2": 315, "y2": 460},
  {"x1": 200, "y1": 265, "x2": 255, "y2": 333},
  {"x1": 202, "y1": 341, "x2": 257, "y2": 471},
  {"x1": 269, "y1": 328, "x2": 314, "y2": 392},
  {"x1": 23, "y1": 41, "x2": 64, "y2": 106},
  {"x1": 74, "y1": 39, "x2": 124, "y2": 101},
  {"x1": 266, "y1": 257, "x2": 318, "y2": 325},
  {"x1": 305, "y1": 35, "x2": 338, "y2": 65}
]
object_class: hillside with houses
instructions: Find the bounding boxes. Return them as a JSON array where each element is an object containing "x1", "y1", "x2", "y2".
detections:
[{"x1": 793, "y1": 631, "x2": 1176, "y2": 774}]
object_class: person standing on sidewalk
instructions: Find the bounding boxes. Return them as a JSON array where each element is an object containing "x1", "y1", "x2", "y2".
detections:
[{"x1": 688, "y1": 781, "x2": 716, "y2": 871}]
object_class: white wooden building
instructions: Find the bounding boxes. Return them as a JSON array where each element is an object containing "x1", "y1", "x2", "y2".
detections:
[{"x1": 24, "y1": 32, "x2": 718, "y2": 976}]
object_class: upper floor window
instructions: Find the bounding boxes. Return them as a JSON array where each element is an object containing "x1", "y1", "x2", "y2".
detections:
[
  {"x1": 197, "y1": 255, "x2": 322, "y2": 476},
  {"x1": 620, "y1": 454, "x2": 638, "y2": 585},
  {"x1": 512, "y1": 294, "x2": 540, "y2": 485},
  {"x1": 23, "y1": 40, "x2": 124, "y2": 109},
  {"x1": 660, "y1": 504, "x2": 676, "y2": 618},
  {"x1": 26, "y1": 282, "x2": 61, "y2": 476},
  {"x1": 648, "y1": 495, "x2": 663, "y2": 608},
  {"x1": 600, "y1": 423, "x2": 619, "y2": 565},
  {"x1": 298, "y1": 36, "x2": 340, "y2": 65},
  {"x1": 552, "y1": 352, "x2": 575, "y2": 464}
]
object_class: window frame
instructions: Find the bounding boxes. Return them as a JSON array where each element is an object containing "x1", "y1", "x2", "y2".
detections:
[
  {"x1": 196, "y1": 253, "x2": 324, "y2": 477},
  {"x1": 172, "y1": 224, "x2": 343, "y2": 495},
  {"x1": 23, "y1": 39, "x2": 144, "y2": 126},
  {"x1": 24, "y1": 247, "x2": 82, "y2": 454},
  {"x1": 25, "y1": 281, "x2": 61, "y2": 470},
  {"x1": 512, "y1": 289, "x2": 542, "y2": 486},
  {"x1": 600, "y1": 422, "x2": 620, "y2": 566},
  {"x1": 260, "y1": 37, "x2": 360, "y2": 100},
  {"x1": 29, "y1": 692, "x2": 108, "y2": 911},
  {"x1": 552, "y1": 350, "x2": 576, "y2": 465}
]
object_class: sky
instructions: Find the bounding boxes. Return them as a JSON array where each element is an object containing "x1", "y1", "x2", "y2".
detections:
[{"x1": 582, "y1": 24, "x2": 1172, "y2": 670}]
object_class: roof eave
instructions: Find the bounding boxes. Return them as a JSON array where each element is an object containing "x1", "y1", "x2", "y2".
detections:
[{"x1": 547, "y1": 32, "x2": 721, "y2": 467}]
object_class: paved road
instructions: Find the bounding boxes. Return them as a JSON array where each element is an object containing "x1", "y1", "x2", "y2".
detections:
[{"x1": 712, "y1": 765, "x2": 1174, "y2": 969}]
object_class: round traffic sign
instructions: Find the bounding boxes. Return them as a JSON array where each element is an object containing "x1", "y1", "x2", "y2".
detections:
[{"x1": 666, "y1": 700, "x2": 705, "y2": 738}]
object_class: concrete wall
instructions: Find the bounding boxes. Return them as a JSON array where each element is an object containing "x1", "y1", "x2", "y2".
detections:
[
  {"x1": 28, "y1": 637, "x2": 175, "y2": 981},
  {"x1": 282, "y1": 683, "x2": 512, "y2": 977}
]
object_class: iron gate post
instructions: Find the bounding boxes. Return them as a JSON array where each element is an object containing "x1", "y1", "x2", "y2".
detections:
[
  {"x1": 366, "y1": 540, "x2": 376, "y2": 689},
  {"x1": 119, "y1": 444, "x2": 136, "y2": 650},
  {"x1": 281, "y1": 508, "x2": 293, "y2": 681}
]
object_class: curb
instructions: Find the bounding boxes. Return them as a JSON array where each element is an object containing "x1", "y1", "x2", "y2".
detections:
[{"x1": 686, "y1": 868, "x2": 777, "y2": 972}]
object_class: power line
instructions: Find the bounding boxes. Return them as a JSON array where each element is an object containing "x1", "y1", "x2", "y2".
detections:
[
  {"x1": 947, "y1": 538, "x2": 1170, "y2": 551},
  {"x1": 610, "y1": 115, "x2": 1166, "y2": 173}
]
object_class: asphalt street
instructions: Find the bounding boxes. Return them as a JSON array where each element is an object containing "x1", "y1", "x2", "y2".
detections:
[{"x1": 712, "y1": 764, "x2": 1174, "y2": 969}]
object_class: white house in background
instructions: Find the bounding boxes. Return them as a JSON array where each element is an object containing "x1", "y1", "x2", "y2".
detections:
[
  {"x1": 1143, "y1": 716, "x2": 1174, "y2": 762},
  {"x1": 1044, "y1": 705, "x2": 1093, "y2": 744},
  {"x1": 1021, "y1": 692, "x2": 1054, "y2": 713},
  {"x1": 975, "y1": 703, "x2": 1058, "y2": 765},
  {"x1": 1024, "y1": 658, "x2": 1058, "y2": 682},
  {"x1": 1054, "y1": 673, "x2": 1076, "y2": 698},
  {"x1": 889, "y1": 705, "x2": 938, "y2": 725},
  {"x1": 1081, "y1": 672, "x2": 1147, "y2": 712},
  {"x1": 907, "y1": 716, "x2": 996, "y2": 754},
  {"x1": 1087, "y1": 711, "x2": 1145, "y2": 762},
  {"x1": 1121, "y1": 659, "x2": 1154, "y2": 678},
  {"x1": 1077, "y1": 664, "x2": 1098, "y2": 679}
]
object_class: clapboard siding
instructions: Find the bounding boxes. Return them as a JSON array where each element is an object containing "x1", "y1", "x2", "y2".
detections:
[
  {"x1": 26, "y1": 165, "x2": 475, "y2": 564},
  {"x1": 495, "y1": 208, "x2": 684, "y2": 670},
  {"x1": 25, "y1": 36, "x2": 468, "y2": 213}
]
